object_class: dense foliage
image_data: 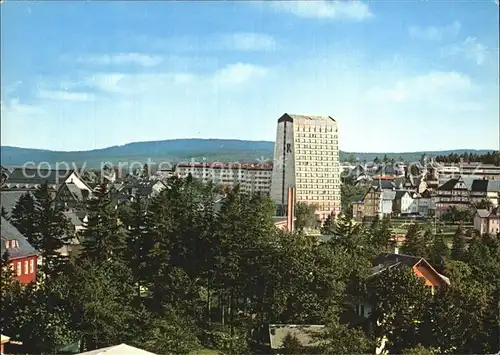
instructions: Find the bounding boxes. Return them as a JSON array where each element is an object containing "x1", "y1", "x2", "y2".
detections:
[
  {"x1": 2, "y1": 177, "x2": 499, "y2": 354},
  {"x1": 434, "y1": 150, "x2": 500, "y2": 165}
]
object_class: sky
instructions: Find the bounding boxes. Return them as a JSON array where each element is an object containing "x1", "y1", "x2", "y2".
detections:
[{"x1": 1, "y1": 0, "x2": 499, "y2": 153}]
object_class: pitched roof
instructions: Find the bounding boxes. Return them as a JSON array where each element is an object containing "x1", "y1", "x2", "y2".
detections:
[
  {"x1": 381, "y1": 190, "x2": 396, "y2": 201},
  {"x1": 476, "y1": 209, "x2": 491, "y2": 218},
  {"x1": 395, "y1": 190, "x2": 409, "y2": 200},
  {"x1": 373, "y1": 252, "x2": 421, "y2": 268},
  {"x1": 268, "y1": 324, "x2": 326, "y2": 349},
  {"x1": 372, "y1": 179, "x2": 396, "y2": 190},
  {"x1": 1, "y1": 217, "x2": 39, "y2": 259},
  {"x1": 371, "y1": 252, "x2": 450, "y2": 285},
  {"x1": 487, "y1": 180, "x2": 500, "y2": 192},
  {"x1": 437, "y1": 177, "x2": 463, "y2": 191},
  {"x1": 77, "y1": 344, "x2": 157, "y2": 355},
  {"x1": 6, "y1": 168, "x2": 74, "y2": 186},
  {"x1": 470, "y1": 179, "x2": 489, "y2": 192},
  {"x1": 1, "y1": 190, "x2": 28, "y2": 215}
]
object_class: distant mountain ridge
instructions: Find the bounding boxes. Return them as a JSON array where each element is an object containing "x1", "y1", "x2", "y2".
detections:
[{"x1": 0, "y1": 139, "x2": 495, "y2": 168}]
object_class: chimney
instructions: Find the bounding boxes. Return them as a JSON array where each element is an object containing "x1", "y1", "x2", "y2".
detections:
[{"x1": 287, "y1": 186, "x2": 296, "y2": 232}]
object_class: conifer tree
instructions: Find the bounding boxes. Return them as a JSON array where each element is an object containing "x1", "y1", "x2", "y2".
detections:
[
  {"x1": 33, "y1": 182, "x2": 73, "y2": 276},
  {"x1": 123, "y1": 196, "x2": 150, "y2": 299},
  {"x1": 1, "y1": 206, "x2": 10, "y2": 220},
  {"x1": 401, "y1": 223, "x2": 427, "y2": 256},
  {"x1": 428, "y1": 233, "x2": 449, "y2": 273},
  {"x1": 80, "y1": 183, "x2": 127, "y2": 263},
  {"x1": 451, "y1": 226, "x2": 468, "y2": 261},
  {"x1": 11, "y1": 192, "x2": 37, "y2": 246},
  {"x1": 320, "y1": 212, "x2": 336, "y2": 235}
]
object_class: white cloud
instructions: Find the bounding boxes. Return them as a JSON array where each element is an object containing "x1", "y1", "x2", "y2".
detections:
[
  {"x1": 82, "y1": 53, "x2": 163, "y2": 67},
  {"x1": 2, "y1": 52, "x2": 496, "y2": 153},
  {"x1": 137, "y1": 32, "x2": 278, "y2": 52},
  {"x1": 218, "y1": 33, "x2": 277, "y2": 51},
  {"x1": 37, "y1": 90, "x2": 95, "y2": 102},
  {"x1": 269, "y1": 0, "x2": 372, "y2": 20},
  {"x1": 443, "y1": 37, "x2": 489, "y2": 65},
  {"x1": 211, "y1": 63, "x2": 268, "y2": 86},
  {"x1": 3, "y1": 98, "x2": 45, "y2": 115},
  {"x1": 408, "y1": 21, "x2": 461, "y2": 41},
  {"x1": 366, "y1": 72, "x2": 475, "y2": 109}
]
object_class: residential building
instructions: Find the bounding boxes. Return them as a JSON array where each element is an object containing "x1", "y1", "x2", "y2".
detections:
[
  {"x1": 270, "y1": 113, "x2": 341, "y2": 220},
  {"x1": 3, "y1": 167, "x2": 91, "y2": 194},
  {"x1": 361, "y1": 185, "x2": 395, "y2": 220},
  {"x1": 429, "y1": 161, "x2": 500, "y2": 184},
  {"x1": 415, "y1": 189, "x2": 435, "y2": 216},
  {"x1": 435, "y1": 176, "x2": 470, "y2": 217},
  {"x1": 474, "y1": 207, "x2": 500, "y2": 235},
  {"x1": 347, "y1": 252, "x2": 450, "y2": 354},
  {"x1": 352, "y1": 201, "x2": 365, "y2": 221},
  {"x1": 1, "y1": 217, "x2": 39, "y2": 284},
  {"x1": 55, "y1": 182, "x2": 91, "y2": 211},
  {"x1": 470, "y1": 179, "x2": 500, "y2": 207},
  {"x1": 392, "y1": 191, "x2": 419, "y2": 216},
  {"x1": 175, "y1": 162, "x2": 273, "y2": 196}
]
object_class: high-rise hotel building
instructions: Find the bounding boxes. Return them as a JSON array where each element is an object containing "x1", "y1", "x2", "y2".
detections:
[{"x1": 270, "y1": 113, "x2": 341, "y2": 220}]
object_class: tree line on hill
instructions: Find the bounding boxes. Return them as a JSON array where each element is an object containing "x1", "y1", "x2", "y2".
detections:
[
  {"x1": 1, "y1": 177, "x2": 499, "y2": 354},
  {"x1": 434, "y1": 151, "x2": 500, "y2": 165}
]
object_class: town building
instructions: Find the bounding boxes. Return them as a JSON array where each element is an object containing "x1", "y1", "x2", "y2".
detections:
[
  {"x1": 428, "y1": 161, "x2": 500, "y2": 185},
  {"x1": 1, "y1": 217, "x2": 39, "y2": 284},
  {"x1": 270, "y1": 113, "x2": 341, "y2": 220},
  {"x1": 474, "y1": 207, "x2": 500, "y2": 235},
  {"x1": 3, "y1": 167, "x2": 91, "y2": 194},
  {"x1": 392, "y1": 191, "x2": 419, "y2": 216},
  {"x1": 470, "y1": 179, "x2": 500, "y2": 207},
  {"x1": 175, "y1": 162, "x2": 273, "y2": 196},
  {"x1": 435, "y1": 176, "x2": 470, "y2": 217}
]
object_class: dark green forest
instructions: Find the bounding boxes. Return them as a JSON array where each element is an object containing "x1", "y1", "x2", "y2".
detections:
[{"x1": 2, "y1": 177, "x2": 499, "y2": 354}]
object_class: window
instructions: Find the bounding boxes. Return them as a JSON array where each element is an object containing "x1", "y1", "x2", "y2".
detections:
[
  {"x1": 30, "y1": 259, "x2": 34, "y2": 273},
  {"x1": 24, "y1": 260, "x2": 28, "y2": 274},
  {"x1": 17, "y1": 262, "x2": 22, "y2": 276}
]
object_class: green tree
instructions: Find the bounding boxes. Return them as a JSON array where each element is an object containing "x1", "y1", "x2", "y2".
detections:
[
  {"x1": 80, "y1": 183, "x2": 127, "y2": 263},
  {"x1": 33, "y1": 182, "x2": 73, "y2": 277},
  {"x1": 294, "y1": 202, "x2": 318, "y2": 231},
  {"x1": 11, "y1": 192, "x2": 36, "y2": 246},
  {"x1": 313, "y1": 321, "x2": 373, "y2": 354},
  {"x1": 66, "y1": 259, "x2": 136, "y2": 351},
  {"x1": 475, "y1": 198, "x2": 493, "y2": 210},
  {"x1": 1, "y1": 206, "x2": 9, "y2": 219},
  {"x1": 402, "y1": 344, "x2": 439, "y2": 355},
  {"x1": 428, "y1": 233, "x2": 449, "y2": 273},
  {"x1": 320, "y1": 213, "x2": 336, "y2": 235},
  {"x1": 281, "y1": 333, "x2": 304, "y2": 354},
  {"x1": 401, "y1": 223, "x2": 427, "y2": 257},
  {"x1": 451, "y1": 227, "x2": 468, "y2": 261},
  {"x1": 370, "y1": 266, "x2": 429, "y2": 353}
]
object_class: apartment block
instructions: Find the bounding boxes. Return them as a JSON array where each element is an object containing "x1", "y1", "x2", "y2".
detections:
[
  {"x1": 270, "y1": 113, "x2": 341, "y2": 220},
  {"x1": 175, "y1": 162, "x2": 272, "y2": 195}
]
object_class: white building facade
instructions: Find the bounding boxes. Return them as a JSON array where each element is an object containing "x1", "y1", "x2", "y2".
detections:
[
  {"x1": 270, "y1": 113, "x2": 341, "y2": 220},
  {"x1": 175, "y1": 162, "x2": 273, "y2": 196}
]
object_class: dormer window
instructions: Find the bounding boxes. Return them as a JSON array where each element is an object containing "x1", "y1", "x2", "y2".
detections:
[{"x1": 5, "y1": 240, "x2": 19, "y2": 249}]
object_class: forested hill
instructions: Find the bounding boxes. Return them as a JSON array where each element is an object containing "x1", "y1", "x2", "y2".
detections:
[{"x1": 0, "y1": 139, "x2": 494, "y2": 167}]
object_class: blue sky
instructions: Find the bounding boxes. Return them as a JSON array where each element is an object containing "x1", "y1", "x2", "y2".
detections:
[{"x1": 1, "y1": 0, "x2": 499, "y2": 152}]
